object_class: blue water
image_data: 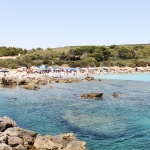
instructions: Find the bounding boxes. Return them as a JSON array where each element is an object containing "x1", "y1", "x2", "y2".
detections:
[
  {"x1": 0, "y1": 73, "x2": 150, "y2": 150},
  {"x1": 91, "y1": 73, "x2": 150, "y2": 82}
]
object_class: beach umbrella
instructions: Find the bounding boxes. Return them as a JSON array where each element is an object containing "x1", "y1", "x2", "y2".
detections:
[
  {"x1": 39, "y1": 65, "x2": 46, "y2": 70},
  {"x1": 74, "y1": 67, "x2": 79, "y2": 71},
  {"x1": 47, "y1": 66, "x2": 52, "y2": 70}
]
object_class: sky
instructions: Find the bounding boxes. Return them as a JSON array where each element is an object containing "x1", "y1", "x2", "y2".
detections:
[{"x1": 0, "y1": 0, "x2": 150, "y2": 49}]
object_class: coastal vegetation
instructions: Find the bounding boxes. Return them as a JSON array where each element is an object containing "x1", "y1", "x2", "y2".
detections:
[{"x1": 0, "y1": 44, "x2": 150, "y2": 69}]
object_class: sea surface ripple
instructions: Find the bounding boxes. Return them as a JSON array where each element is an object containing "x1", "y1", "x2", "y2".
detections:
[{"x1": 0, "y1": 73, "x2": 150, "y2": 150}]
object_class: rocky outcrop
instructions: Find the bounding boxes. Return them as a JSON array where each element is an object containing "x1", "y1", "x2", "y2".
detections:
[
  {"x1": 81, "y1": 92, "x2": 103, "y2": 99},
  {"x1": 22, "y1": 83, "x2": 40, "y2": 90},
  {"x1": 0, "y1": 116, "x2": 17, "y2": 132},
  {"x1": 17, "y1": 78, "x2": 30, "y2": 85},
  {"x1": 0, "y1": 116, "x2": 86, "y2": 150},
  {"x1": 34, "y1": 135, "x2": 62, "y2": 150},
  {"x1": 52, "y1": 133, "x2": 86, "y2": 150},
  {"x1": 1, "y1": 75, "x2": 17, "y2": 86},
  {"x1": 65, "y1": 140, "x2": 86, "y2": 150},
  {"x1": 0, "y1": 143, "x2": 12, "y2": 150},
  {"x1": 0, "y1": 73, "x2": 83, "y2": 90},
  {"x1": 85, "y1": 76, "x2": 94, "y2": 81}
]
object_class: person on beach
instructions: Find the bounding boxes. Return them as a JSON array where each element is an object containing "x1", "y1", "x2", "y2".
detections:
[
  {"x1": 73, "y1": 68, "x2": 78, "y2": 76},
  {"x1": 63, "y1": 69, "x2": 66, "y2": 76},
  {"x1": 27, "y1": 68, "x2": 33, "y2": 74},
  {"x1": 44, "y1": 70, "x2": 48, "y2": 77},
  {"x1": 84, "y1": 71, "x2": 88, "y2": 77}
]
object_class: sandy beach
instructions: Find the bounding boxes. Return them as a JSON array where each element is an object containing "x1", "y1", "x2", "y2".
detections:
[{"x1": 0, "y1": 66, "x2": 150, "y2": 79}]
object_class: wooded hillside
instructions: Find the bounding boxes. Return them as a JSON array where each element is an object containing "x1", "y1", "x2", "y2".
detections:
[{"x1": 0, "y1": 44, "x2": 150, "y2": 68}]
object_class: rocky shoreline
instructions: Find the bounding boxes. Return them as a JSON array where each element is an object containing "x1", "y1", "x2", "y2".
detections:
[
  {"x1": 0, "y1": 116, "x2": 86, "y2": 150},
  {"x1": 0, "y1": 72, "x2": 82, "y2": 90},
  {"x1": 0, "y1": 69, "x2": 99, "y2": 90}
]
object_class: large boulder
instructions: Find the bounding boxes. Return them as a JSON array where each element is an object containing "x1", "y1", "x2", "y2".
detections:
[
  {"x1": 34, "y1": 135, "x2": 62, "y2": 150},
  {"x1": 1, "y1": 76, "x2": 14, "y2": 85},
  {"x1": 0, "y1": 143, "x2": 12, "y2": 150},
  {"x1": 7, "y1": 136, "x2": 23, "y2": 147},
  {"x1": 22, "y1": 83, "x2": 40, "y2": 90},
  {"x1": 17, "y1": 78, "x2": 30, "y2": 85},
  {"x1": 50, "y1": 133, "x2": 86, "y2": 150},
  {"x1": 85, "y1": 76, "x2": 94, "y2": 81},
  {"x1": 0, "y1": 116, "x2": 17, "y2": 132},
  {"x1": 65, "y1": 140, "x2": 86, "y2": 150},
  {"x1": 1, "y1": 127, "x2": 37, "y2": 149},
  {"x1": 52, "y1": 133, "x2": 75, "y2": 147},
  {"x1": 81, "y1": 93, "x2": 103, "y2": 99},
  {"x1": 0, "y1": 133, "x2": 6, "y2": 143},
  {"x1": 0, "y1": 75, "x2": 18, "y2": 86},
  {"x1": 4, "y1": 127, "x2": 37, "y2": 143}
]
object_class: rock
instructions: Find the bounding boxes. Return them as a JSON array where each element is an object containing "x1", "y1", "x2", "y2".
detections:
[
  {"x1": 1, "y1": 76, "x2": 13, "y2": 85},
  {"x1": 62, "y1": 133, "x2": 75, "y2": 140},
  {"x1": 15, "y1": 144, "x2": 27, "y2": 150},
  {"x1": 112, "y1": 92, "x2": 118, "y2": 98},
  {"x1": 48, "y1": 86, "x2": 52, "y2": 89},
  {"x1": 0, "y1": 116, "x2": 17, "y2": 132},
  {"x1": 0, "y1": 143, "x2": 12, "y2": 150},
  {"x1": 17, "y1": 78, "x2": 30, "y2": 85},
  {"x1": 85, "y1": 76, "x2": 94, "y2": 81},
  {"x1": 65, "y1": 140, "x2": 86, "y2": 150},
  {"x1": 34, "y1": 135, "x2": 63, "y2": 150},
  {"x1": 48, "y1": 78, "x2": 81, "y2": 84},
  {"x1": 81, "y1": 93, "x2": 103, "y2": 99},
  {"x1": 4, "y1": 127, "x2": 37, "y2": 143},
  {"x1": 0, "y1": 133, "x2": 7, "y2": 143},
  {"x1": 44, "y1": 135, "x2": 53, "y2": 141},
  {"x1": 0, "y1": 74, "x2": 18, "y2": 86},
  {"x1": 37, "y1": 79, "x2": 48, "y2": 85},
  {"x1": 22, "y1": 83, "x2": 40, "y2": 90},
  {"x1": 53, "y1": 133, "x2": 75, "y2": 148},
  {"x1": 49, "y1": 80, "x2": 56, "y2": 84},
  {"x1": 7, "y1": 136, "x2": 23, "y2": 147},
  {"x1": 0, "y1": 117, "x2": 87, "y2": 150}
]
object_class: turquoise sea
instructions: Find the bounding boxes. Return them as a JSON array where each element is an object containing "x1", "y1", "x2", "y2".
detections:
[{"x1": 0, "y1": 73, "x2": 150, "y2": 150}]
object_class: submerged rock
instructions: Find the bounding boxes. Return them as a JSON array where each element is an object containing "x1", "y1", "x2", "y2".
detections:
[
  {"x1": 0, "y1": 116, "x2": 87, "y2": 150},
  {"x1": 112, "y1": 92, "x2": 118, "y2": 98},
  {"x1": 81, "y1": 92, "x2": 103, "y2": 99},
  {"x1": 37, "y1": 79, "x2": 48, "y2": 85},
  {"x1": 85, "y1": 76, "x2": 94, "y2": 81}
]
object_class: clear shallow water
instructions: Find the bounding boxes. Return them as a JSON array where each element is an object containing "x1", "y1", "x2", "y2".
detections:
[
  {"x1": 0, "y1": 73, "x2": 150, "y2": 150},
  {"x1": 90, "y1": 73, "x2": 150, "y2": 82}
]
